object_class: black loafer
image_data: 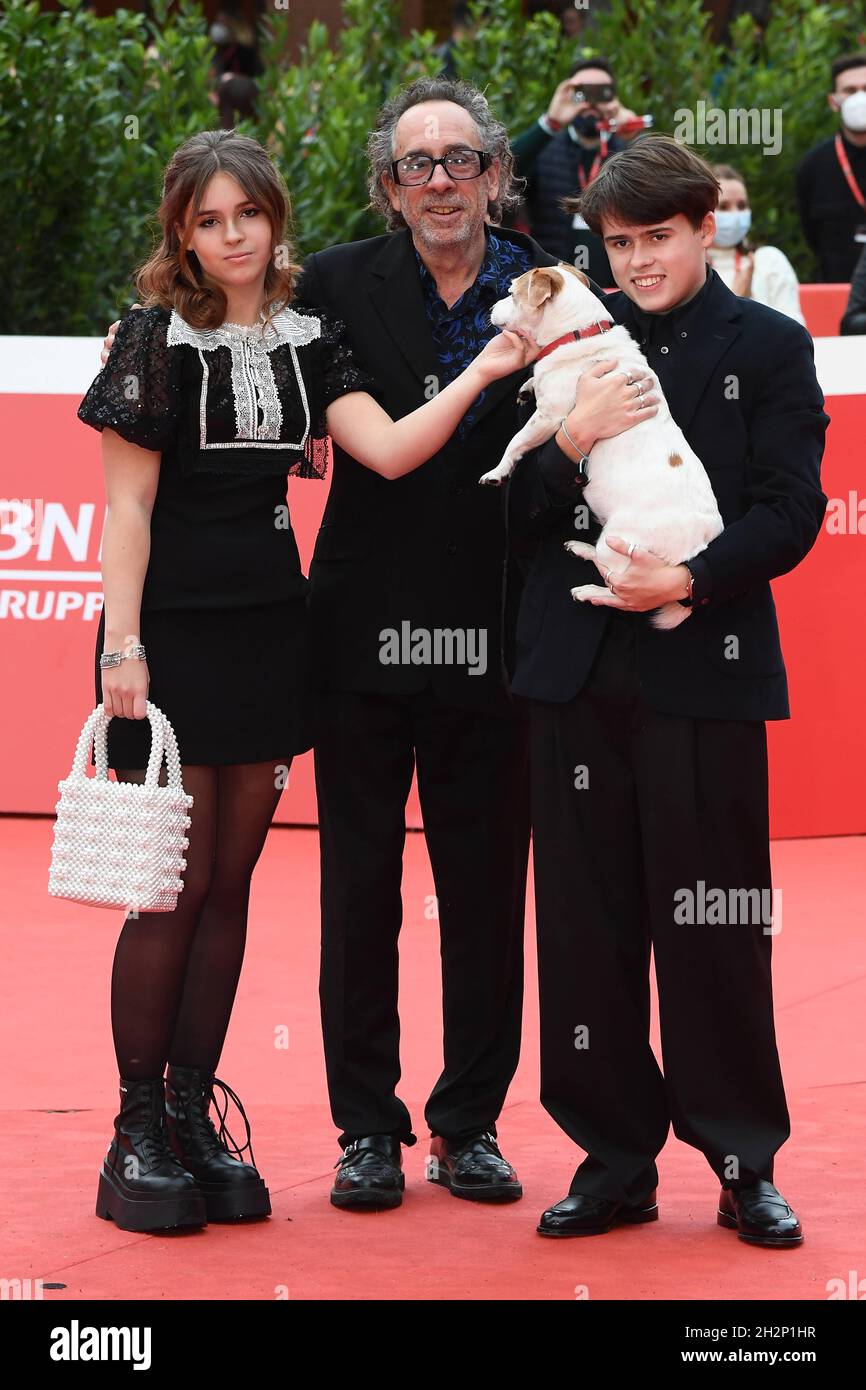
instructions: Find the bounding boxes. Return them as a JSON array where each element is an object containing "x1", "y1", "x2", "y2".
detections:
[
  {"x1": 427, "y1": 1132, "x2": 523, "y2": 1203},
  {"x1": 330, "y1": 1134, "x2": 405, "y2": 1210},
  {"x1": 717, "y1": 1180, "x2": 803, "y2": 1246},
  {"x1": 537, "y1": 1188, "x2": 659, "y2": 1236}
]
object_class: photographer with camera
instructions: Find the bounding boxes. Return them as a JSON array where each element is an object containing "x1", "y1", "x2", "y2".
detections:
[{"x1": 514, "y1": 59, "x2": 644, "y2": 285}]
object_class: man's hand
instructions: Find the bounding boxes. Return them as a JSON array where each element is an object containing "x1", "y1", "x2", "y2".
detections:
[
  {"x1": 101, "y1": 302, "x2": 142, "y2": 365},
  {"x1": 473, "y1": 327, "x2": 541, "y2": 385},
  {"x1": 589, "y1": 536, "x2": 690, "y2": 611},
  {"x1": 546, "y1": 77, "x2": 585, "y2": 127},
  {"x1": 607, "y1": 97, "x2": 639, "y2": 127}
]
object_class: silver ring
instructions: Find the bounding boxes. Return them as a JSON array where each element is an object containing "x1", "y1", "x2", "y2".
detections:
[
  {"x1": 620, "y1": 371, "x2": 633, "y2": 386},
  {"x1": 627, "y1": 541, "x2": 636, "y2": 557}
]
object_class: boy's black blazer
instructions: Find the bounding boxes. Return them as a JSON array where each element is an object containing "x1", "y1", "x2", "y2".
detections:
[
  {"x1": 508, "y1": 268, "x2": 830, "y2": 722},
  {"x1": 294, "y1": 226, "x2": 559, "y2": 714}
]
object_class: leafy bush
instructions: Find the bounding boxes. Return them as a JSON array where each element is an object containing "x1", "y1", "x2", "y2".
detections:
[
  {"x1": 253, "y1": 0, "x2": 441, "y2": 259},
  {"x1": 2, "y1": 0, "x2": 865, "y2": 333},
  {"x1": 710, "y1": 0, "x2": 866, "y2": 275},
  {"x1": 0, "y1": 0, "x2": 214, "y2": 335}
]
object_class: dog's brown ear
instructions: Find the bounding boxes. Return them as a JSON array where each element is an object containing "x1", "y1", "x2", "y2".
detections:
[
  {"x1": 559, "y1": 263, "x2": 591, "y2": 288},
  {"x1": 526, "y1": 268, "x2": 564, "y2": 309}
]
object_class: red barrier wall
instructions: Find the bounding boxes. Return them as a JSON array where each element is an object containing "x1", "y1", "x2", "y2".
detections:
[
  {"x1": 799, "y1": 283, "x2": 850, "y2": 337},
  {"x1": 2, "y1": 325, "x2": 864, "y2": 837}
]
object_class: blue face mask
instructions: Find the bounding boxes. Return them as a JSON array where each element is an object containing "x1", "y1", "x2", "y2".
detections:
[{"x1": 714, "y1": 209, "x2": 752, "y2": 248}]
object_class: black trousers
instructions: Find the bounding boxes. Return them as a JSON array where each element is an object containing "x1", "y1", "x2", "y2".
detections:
[
  {"x1": 528, "y1": 614, "x2": 791, "y2": 1203},
  {"x1": 314, "y1": 683, "x2": 530, "y2": 1148}
]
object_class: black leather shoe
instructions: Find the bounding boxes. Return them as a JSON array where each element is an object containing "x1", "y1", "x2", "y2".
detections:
[
  {"x1": 537, "y1": 1188, "x2": 659, "y2": 1236},
  {"x1": 95, "y1": 1076, "x2": 207, "y2": 1233},
  {"x1": 331, "y1": 1135, "x2": 405, "y2": 1210},
  {"x1": 427, "y1": 1132, "x2": 523, "y2": 1202},
  {"x1": 164, "y1": 1065, "x2": 270, "y2": 1222},
  {"x1": 717, "y1": 1181, "x2": 803, "y2": 1246}
]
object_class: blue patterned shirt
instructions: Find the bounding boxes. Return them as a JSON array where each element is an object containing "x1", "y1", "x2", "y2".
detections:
[{"x1": 414, "y1": 226, "x2": 534, "y2": 437}]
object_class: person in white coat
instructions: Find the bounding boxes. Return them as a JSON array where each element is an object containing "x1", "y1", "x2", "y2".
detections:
[{"x1": 707, "y1": 163, "x2": 806, "y2": 326}]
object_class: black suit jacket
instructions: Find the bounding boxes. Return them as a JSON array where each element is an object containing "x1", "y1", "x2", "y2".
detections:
[
  {"x1": 294, "y1": 226, "x2": 559, "y2": 713},
  {"x1": 508, "y1": 268, "x2": 829, "y2": 721}
]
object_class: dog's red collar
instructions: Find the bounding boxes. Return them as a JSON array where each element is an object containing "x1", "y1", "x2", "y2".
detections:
[{"x1": 535, "y1": 321, "x2": 613, "y2": 361}]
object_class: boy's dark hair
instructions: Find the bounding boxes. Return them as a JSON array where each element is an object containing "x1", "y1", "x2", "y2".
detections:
[
  {"x1": 831, "y1": 52, "x2": 866, "y2": 88},
  {"x1": 566, "y1": 133, "x2": 720, "y2": 234}
]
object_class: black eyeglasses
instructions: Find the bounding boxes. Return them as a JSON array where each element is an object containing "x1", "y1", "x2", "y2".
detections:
[{"x1": 391, "y1": 148, "x2": 492, "y2": 187}]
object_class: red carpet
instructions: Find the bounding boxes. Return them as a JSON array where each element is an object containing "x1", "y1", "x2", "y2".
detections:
[{"x1": 2, "y1": 817, "x2": 863, "y2": 1301}]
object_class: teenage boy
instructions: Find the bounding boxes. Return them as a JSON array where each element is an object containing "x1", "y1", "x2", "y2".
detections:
[{"x1": 510, "y1": 134, "x2": 828, "y2": 1244}]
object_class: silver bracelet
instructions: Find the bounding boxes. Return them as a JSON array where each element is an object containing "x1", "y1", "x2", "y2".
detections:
[
  {"x1": 100, "y1": 644, "x2": 146, "y2": 669},
  {"x1": 559, "y1": 418, "x2": 590, "y2": 463}
]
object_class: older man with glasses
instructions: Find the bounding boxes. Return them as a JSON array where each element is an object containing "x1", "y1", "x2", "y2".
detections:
[{"x1": 295, "y1": 76, "x2": 567, "y2": 1213}]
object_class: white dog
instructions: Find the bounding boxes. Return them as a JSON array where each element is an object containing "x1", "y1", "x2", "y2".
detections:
[{"x1": 479, "y1": 264, "x2": 723, "y2": 630}]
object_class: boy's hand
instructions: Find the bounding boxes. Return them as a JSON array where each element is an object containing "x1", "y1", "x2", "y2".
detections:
[
  {"x1": 101, "y1": 303, "x2": 143, "y2": 365},
  {"x1": 589, "y1": 537, "x2": 691, "y2": 611}
]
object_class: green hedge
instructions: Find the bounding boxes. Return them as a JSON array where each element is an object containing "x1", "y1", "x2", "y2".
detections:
[{"x1": 1, "y1": 0, "x2": 864, "y2": 334}]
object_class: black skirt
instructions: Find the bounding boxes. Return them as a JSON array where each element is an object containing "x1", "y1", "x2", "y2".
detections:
[{"x1": 92, "y1": 600, "x2": 311, "y2": 769}]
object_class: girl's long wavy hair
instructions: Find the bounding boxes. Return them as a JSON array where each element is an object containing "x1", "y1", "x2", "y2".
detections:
[{"x1": 135, "y1": 129, "x2": 302, "y2": 331}]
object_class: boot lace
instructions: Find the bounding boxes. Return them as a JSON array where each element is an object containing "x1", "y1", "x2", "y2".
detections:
[{"x1": 175, "y1": 1075, "x2": 258, "y2": 1170}]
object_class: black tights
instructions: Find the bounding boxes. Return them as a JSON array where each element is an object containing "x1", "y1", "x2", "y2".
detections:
[{"x1": 110, "y1": 761, "x2": 286, "y2": 1080}]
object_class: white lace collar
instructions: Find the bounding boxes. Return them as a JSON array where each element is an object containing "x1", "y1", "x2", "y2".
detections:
[{"x1": 166, "y1": 303, "x2": 322, "y2": 353}]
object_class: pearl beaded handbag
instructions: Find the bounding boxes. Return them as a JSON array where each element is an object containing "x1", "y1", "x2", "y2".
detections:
[{"x1": 48, "y1": 701, "x2": 194, "y2": 913}]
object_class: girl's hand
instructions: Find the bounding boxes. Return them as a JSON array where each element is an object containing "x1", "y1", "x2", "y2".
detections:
[
  {"x1": 472, "y1": 328, "x2": 541, "y2": 386},
  {"x1": 101, "y1": 659, "x2": 149, "y2": 720},
  {"x1": 565, "y1": 359, "x2": 659, "y2": 448}
]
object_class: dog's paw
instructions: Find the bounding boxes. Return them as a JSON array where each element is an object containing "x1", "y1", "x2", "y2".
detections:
[
  {"x1": 479, "y1": 465, "x2": 511, "y2": 486},
  {"x1": 516, "y1": 380, "x2": 536, "y2": 406},
  {"x1": 571, "y1": 583, "x2": 614, "y2": 605},
  {"x1": 564, "y1": 541, "x2": 596, "y2": 560}
]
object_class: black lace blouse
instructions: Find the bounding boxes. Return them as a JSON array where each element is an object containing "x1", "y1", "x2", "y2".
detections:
[{"x1": 77, "y1": 301, "x2": 378, "y2": 611}]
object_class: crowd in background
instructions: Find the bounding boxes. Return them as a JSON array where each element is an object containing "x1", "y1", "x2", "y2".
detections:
[
  {"x1": 505, "y1": 48, "x2": 866, "y2": 332},
  {"x1": 209, "y1": 0, "x2": 866, "y2": 333}
]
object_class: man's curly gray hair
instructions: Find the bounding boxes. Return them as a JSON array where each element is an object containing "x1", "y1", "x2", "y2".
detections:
[{"x1": 367, "y1": 76, "x2": 522, "y2": 231}]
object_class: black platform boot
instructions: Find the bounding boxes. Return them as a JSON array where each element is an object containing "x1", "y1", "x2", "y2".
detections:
[
  {"x1": 164, "y1": 1065, "x2": 271, "y2": 1222},
  {"x1": 95, "y1": 1076, "x2": 207, "y2": 1233}
]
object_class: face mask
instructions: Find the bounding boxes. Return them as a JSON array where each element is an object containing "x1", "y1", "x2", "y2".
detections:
[
  {"x1": 839, "y1": 90, "x2": 866, "y2": 133},
  {"x1": 572, "y1": 113, "x2": 600, "y2": 138},
  {"x1": 714, "y1": 209, "x2": 752, "y2": 248}
]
